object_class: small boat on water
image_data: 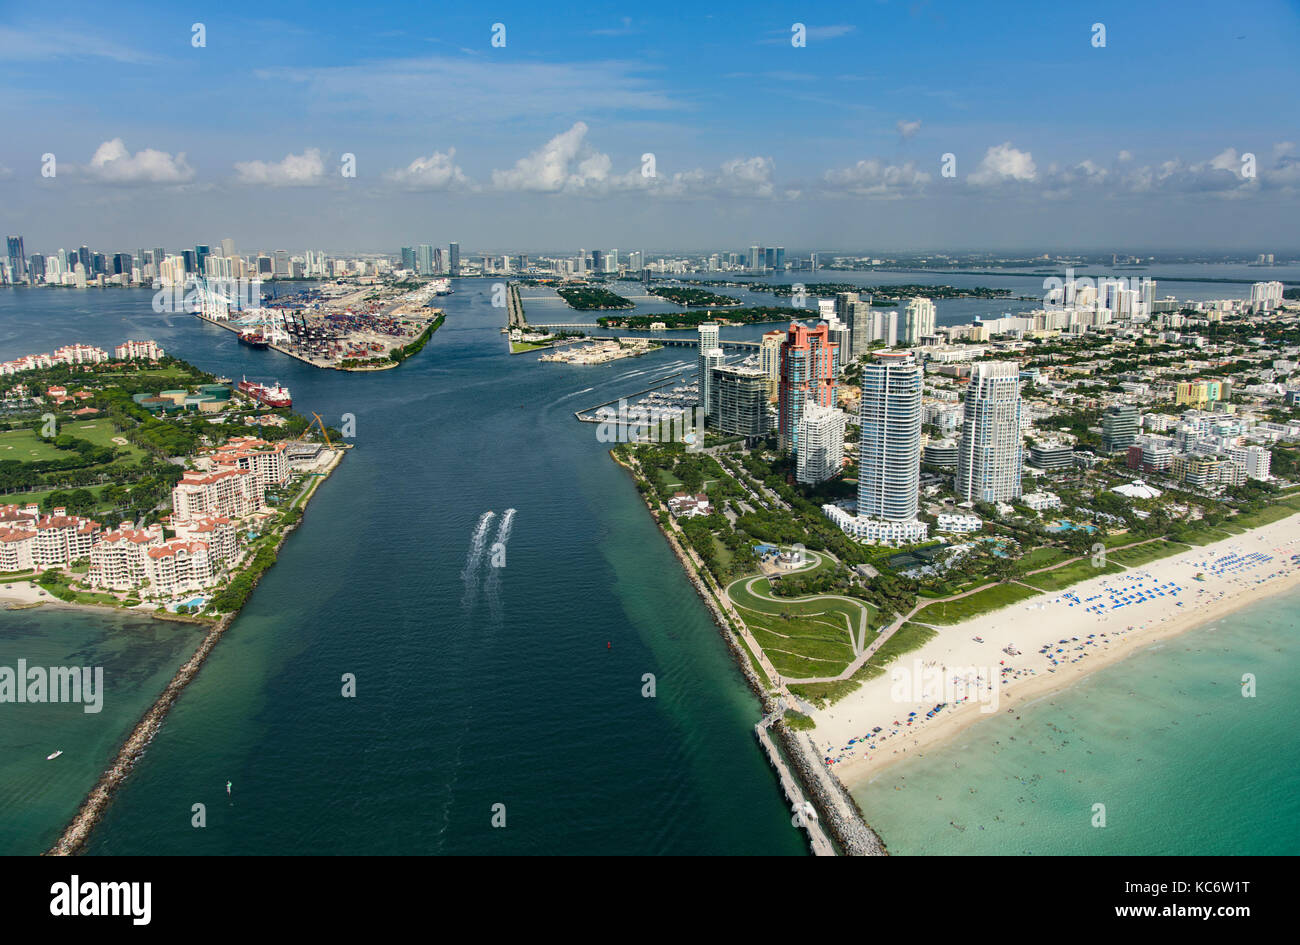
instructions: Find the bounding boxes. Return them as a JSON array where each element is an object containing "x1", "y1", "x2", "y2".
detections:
[{"x1": 47, "y1": 750, "x2": 62, "y2": 760}]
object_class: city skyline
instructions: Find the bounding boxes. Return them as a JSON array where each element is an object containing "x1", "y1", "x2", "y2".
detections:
[{"x1": 2, "y1": 1, "x2": 1298, "y2": 250}]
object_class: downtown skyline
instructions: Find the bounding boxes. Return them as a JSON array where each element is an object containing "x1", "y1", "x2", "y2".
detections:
[{"x1": 1, "y1": 0, "x2": 1299, "y2": 251}]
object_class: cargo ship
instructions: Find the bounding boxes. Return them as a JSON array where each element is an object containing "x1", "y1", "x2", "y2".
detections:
[
  {"x1": 237, "y1": 329, "x2": 270, "y2": 349},
  {"x1": 238, "y1": 376, "x2": 292, "y2": 408}
]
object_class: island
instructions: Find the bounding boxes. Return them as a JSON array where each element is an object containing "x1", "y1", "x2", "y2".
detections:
[
  {"x1": 0, "y1": 339, "x2": 346, "y2": 854},
  {"x1": 647, "y1": 286, "x2": 741, "y2": 307},
  {"x1": 555, "y1": 285, "x2": 635, "y2": 310}
]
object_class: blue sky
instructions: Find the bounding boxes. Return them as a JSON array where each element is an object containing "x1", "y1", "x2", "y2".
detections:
[{"x1": 3, "y1": 0, "x2": 1299, "y2": 253}]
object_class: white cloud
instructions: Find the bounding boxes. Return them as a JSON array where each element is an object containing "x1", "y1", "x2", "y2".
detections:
[
  {"x1": 0, "y1": 26, "x2": 156, "y2": 63},
  {"x1": 896, "y1": 119, "x2": 922, "y2": 140},
  {"x1": 234, "y1": 149, "x2": 327, "y2": 187},
  {"x1": 259, "y1": 57, "x2": 677, "y2": 127},
  {"x1": 488, "y1": 124, "x2": 777, "y2": 199},
  {"x1": 822, "y1": 159, "x2": 930, "y2": 197},
  {"x1": 968, "y1": 142, "x2": 1037, "y2": 186},
  {"x1": 385, "y1": 149, "x2": 471, "y2": 190},
  {"x1": 83, "y1": 139, "x2": 194, "y2": 185},
  {"x1": 491, "y1": 123, "x2": 615, "y2": 193}
]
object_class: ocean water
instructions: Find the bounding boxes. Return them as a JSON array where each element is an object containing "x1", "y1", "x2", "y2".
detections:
[
  {"x1": 1, "y1": 270, "x2": 1295, "y2": 855},
  {"x1": 0, "y1": 283, "x2": 805, "y2": 855},
  {"x1": 0, "y1": 607, "x2": 204, "y2": 854},
  {"x1": 850, "y1": 593, "x2": 1300, "y2": 855}
]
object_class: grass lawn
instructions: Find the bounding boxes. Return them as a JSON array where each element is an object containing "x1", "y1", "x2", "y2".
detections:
[
  {"x1": 1230, "y1": 503, "x2": 1300, "y2": 530},
  {"x1": 1022, "y1": 559, "x2": 1124, "y2": 592},
  {"x1": 510, "y1": 341, "x2": 549, "y2": 353},
  {"x1": 0, "y1": 420, "x2": 143, "y2": 464},
  {"x1": 1106, "y1": 540, "x2": 1191, "y2": 568},
  {"x1": 1019, "y1": 546, "x2": 1071, "y2": 570},
  {"x1": 788, "y1": 622, "x2": 938, "y2": 707},
  {"x1": 916, "y1": 583, "x2": 1041, "y2": 625},
  {"x1": 729, "y1": 570, "x2": 876, "y2": 679}
]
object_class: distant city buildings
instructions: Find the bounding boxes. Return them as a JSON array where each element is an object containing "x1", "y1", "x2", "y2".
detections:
[{"x1": 902, "y1": 298, "x2": 936, "y2": 346}]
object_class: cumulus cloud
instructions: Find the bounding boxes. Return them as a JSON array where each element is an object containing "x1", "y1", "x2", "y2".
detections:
[
  {"x1": 487, "y1": 123, "x2": 777, "y2": 199},
  {"x1": 385, "y1": 149, "x2": 471, "y2": 190},
  {"x1": 896, "y1": 119, "x2": 922, "y2": 140},
  {"x1": 234, "y1": 149, "x2": 327, "y2": 186},
  {"x1": 83, "y1": 139, "x2": 194, "y2": 185},
  {"x1": 822, "y1": 158, "x2": 930, "y2": 197},
  {"x1": 968, "y1": 142, "x2": 1037, "y2": 186},
  {"x1": 491, "y1": 122, "x2": 614, "y2": 193},
  {"x1": 1121, "y1": 148, "x2": 1258, "y2": 197}
]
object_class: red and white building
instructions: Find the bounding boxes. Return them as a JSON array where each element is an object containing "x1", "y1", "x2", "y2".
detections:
[
  {"x1": 173, "y1": 515, "x2": 238, "y2": 567},
  {"x1": 52, "y1": 343, "x2": 110, "y2": 365},
  {"x1": 171, "y1": 468, "x2": 264, "y2": 524},
  {"x1": 205, "y1": 436, "x2": 290, "y2": 488},
  {"x1": 88, "y1": 523, "x2": 165, "y2": 590},
  {"x1": 144, "y1": 539, "x2": 217, "y2": 597},
  {"x1": 0, "y1": 505, "x2": 101, "y2": 571},
  {"x1": 114, "y1": 340, "x2": 166, "y2": 361}
]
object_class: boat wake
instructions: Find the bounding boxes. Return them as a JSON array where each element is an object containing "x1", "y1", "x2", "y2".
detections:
[
  {"x1": 484, "y1": 508, "x2": 517, "y2": 621},
  {"x1": 461, "y1": 511, "x2": 496, "y2": 608}
]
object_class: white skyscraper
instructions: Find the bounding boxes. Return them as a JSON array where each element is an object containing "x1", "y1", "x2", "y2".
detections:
[
  {"x1": 697, "y1": 321, "x2": 720, "y2": 411},
  {"x1": 857, "y1": 351, "x2": 922, "y2": 521},
  {"x1": 903, "y1": 298, "x2": 936, "y2": 345},
  {"x1": 797, "y1": 404, "x2": 846, "y2": 484},
  {"x1": 701, "y1": 348, "x2": 725, "y2": 418},
  {"x1": 1251, "y1": 281, "x2": 1284, "y2": 312},
  {"x1": 956, "y1": 362, "x2": 1024, "y2": 504}
]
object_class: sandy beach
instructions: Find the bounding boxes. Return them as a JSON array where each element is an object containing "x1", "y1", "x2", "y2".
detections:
[{"x1": 815, "y1": 513, "x2": 1300, "y2": 788}]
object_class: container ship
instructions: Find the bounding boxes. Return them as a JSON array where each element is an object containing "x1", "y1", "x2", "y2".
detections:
[
  {"x1": 237, "y1": 329, "x2": 270, "y2": 349},
  {"x1": 238, "y1": 376, "x2": 292, "y2": 408}
]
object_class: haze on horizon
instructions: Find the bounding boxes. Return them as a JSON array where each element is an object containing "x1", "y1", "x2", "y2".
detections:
[{"x1": 2, "y1": 0, "x2": 1298, "y2": 254}]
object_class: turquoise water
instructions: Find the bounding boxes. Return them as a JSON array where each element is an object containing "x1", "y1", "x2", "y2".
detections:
[
  {"x1": 0, "y1": 606, "x2": 205, "y2": 854},
  {"x1": 851, "y1": 592, "x2": 1300, "y2": 855}
]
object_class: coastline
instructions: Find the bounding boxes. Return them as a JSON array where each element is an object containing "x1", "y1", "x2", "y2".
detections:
[
  {"x1": 612, "y1": 449, "x2": 887, "y2": 856},
  {"x1": 817, "y1": 513, "x2": 1300, "y2": 790},
  {"x1": 42, "y1": 445, "x2": 347, "y2": 855}
]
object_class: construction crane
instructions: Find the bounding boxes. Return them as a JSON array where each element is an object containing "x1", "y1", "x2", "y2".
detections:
[{"x1": 306, "y1": 412, "x2": 333, "y2": 449}]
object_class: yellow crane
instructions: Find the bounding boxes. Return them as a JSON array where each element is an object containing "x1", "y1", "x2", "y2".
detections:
[{"x1": 306, "y1": 412, "x2": 333, "y2": 449}]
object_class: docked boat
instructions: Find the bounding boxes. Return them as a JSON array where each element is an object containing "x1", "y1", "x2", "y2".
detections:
[
  {"x1": 430, "y1": 278, "x2": 453, "y2": 295},
  {"x1": 238, "y1": 376, "x2": 292, "y2": 408},
  {"x1": 238, "y1": 329, "x2": 270, "y2": 349}
]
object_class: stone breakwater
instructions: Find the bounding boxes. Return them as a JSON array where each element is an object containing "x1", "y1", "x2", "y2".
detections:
[
  {"x1": 45, "y1": 451, "x2": 344, "y2": 855},
  {"x1": 775, "y1": 726, "x2": 887, "y2": 856},
  {"x1": 614, "y1": 450, "x2": 887, "y2": 857}
]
